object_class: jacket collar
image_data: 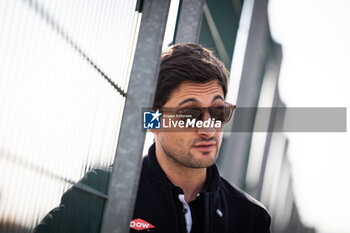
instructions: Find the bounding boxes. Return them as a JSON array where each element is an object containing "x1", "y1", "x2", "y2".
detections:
[{"x1": 143, "y1": 143, "x2": 220, "y2": 193}]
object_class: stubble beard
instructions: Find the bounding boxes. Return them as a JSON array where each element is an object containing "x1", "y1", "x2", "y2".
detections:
[{"x1": 160, "y1": 139, "x2": 219, "y2": 169}]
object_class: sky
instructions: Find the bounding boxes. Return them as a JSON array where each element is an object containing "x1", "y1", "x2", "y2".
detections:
[{"x1": 268, "y1": 0, "x2": 350, "y2": 232}]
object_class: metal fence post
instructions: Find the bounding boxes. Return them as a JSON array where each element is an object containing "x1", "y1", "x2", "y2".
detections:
[
  {"x1": 100, "y1": 0, "x2": 171, "y2": 232},
  {"x1": 174, "y1": 0, "x2": 205, "y2": 43}
]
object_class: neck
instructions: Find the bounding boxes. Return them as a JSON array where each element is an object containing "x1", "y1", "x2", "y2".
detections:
[{"x1": 155, "y1": 144, "x2": 206, "y2": 203}]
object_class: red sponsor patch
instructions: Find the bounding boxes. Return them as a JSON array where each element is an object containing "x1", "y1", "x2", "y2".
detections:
[{"x1": 130, "y1": 218, "x2": 155, "y2": 231}]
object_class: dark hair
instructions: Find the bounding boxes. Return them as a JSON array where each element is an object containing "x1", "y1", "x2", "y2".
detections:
[{"x1": 153, "y1": 43, "x2": 229, "y2": 108}]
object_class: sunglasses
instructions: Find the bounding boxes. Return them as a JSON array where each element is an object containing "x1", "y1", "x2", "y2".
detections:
[{"x1": 159, "y1": 103, "x2": 236, "y2": 124}]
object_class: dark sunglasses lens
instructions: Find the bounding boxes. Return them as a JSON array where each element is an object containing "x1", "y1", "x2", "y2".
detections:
[
  {"x1": 178, "y1": 108, "x2": 202, "y2": 121},
  {"x1": 209, "y1": 106, "x2": 231, "y2": 122}
]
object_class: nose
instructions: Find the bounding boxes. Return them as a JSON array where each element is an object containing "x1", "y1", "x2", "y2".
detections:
[{"x1": 197, "y1": 110, "x2": 216, "y2": 139}]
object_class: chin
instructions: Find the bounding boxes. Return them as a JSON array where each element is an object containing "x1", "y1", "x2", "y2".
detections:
[{"x1": 198, "y1": 155, "x2": 217, "y2": 168}]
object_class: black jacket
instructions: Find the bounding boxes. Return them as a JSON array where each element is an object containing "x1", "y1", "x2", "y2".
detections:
[
  {"x1": 132, "y1": 144, "x2": 271, "y2": 233},
  {"x1": 33, "y1": 144, "x2": 271, "y2": 233}
]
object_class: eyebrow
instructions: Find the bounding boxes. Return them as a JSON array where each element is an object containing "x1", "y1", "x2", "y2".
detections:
[
  {"x1": 177, "y1": 95, "x2": 224, "y2": 107},
  {"x1": 212, "y1": 95, "x2": 224, "y2": 102}
]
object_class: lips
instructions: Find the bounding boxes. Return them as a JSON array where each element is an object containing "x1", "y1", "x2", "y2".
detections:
[
  {"x1": 193, "y1": 142, "x2": 216, "y2": 151},
  {"x1": 194, "y1": 142, "x2": 216, "y2": 147}
]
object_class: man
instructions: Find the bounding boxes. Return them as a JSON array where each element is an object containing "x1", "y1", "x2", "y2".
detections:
[
  {"x1": 131, "y1": 43, "x2": 270, "y2": 233},
  {"x1": 33, "y1": 43, "x2": 270, "y2": 233}
]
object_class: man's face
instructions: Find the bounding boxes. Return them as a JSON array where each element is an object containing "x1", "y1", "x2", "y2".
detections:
[{"x1": 154, "y1": 80, "x2": 225, "y2": 169}]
